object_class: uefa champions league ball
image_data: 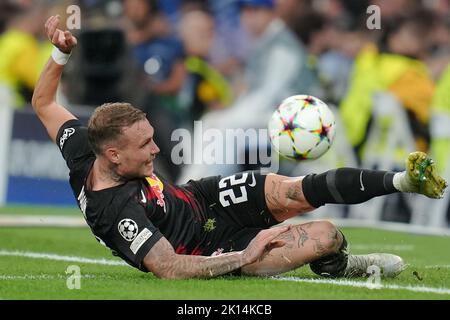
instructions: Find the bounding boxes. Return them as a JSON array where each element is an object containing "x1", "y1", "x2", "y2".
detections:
[{"x1": 268, "y1": 95, "x2": 336, "y2": 160}]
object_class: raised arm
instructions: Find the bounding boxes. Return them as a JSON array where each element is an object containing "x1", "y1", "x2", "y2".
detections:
[
  {"x1": 143, "y1": 225, "x2": 290, "y2": 279},
  {"x1": 31, "y1": 15, "x2": 77, "y2": 142}
]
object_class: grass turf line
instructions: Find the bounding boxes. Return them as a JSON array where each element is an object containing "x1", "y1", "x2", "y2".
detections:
[{"x1": 0, "y1": 227, "x2": 449, "y2": 299}]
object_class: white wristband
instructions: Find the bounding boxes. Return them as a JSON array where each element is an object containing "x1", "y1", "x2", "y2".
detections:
[{"x1": 51, "y1": 47, "x2": 72, "y2": 65}]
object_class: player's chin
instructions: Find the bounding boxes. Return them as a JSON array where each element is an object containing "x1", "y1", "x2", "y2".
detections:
[{"x1": 143, "y1": 161, "x2": 154, "y2": 176}]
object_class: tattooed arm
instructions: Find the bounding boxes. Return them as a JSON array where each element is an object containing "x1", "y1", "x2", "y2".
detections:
[{"x1": 143, "y1": 225, "x2": 290, "y2": 279}]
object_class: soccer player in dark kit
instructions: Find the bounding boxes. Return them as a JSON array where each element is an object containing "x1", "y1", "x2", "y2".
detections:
[{"x1": 32, "y1": 15, "x2": 447, "y2": 279}]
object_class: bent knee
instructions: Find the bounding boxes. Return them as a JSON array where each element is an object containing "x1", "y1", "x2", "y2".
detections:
[
  {"x1": 308, "y1": 223, "x2": 348, "y2": 278},
  {"x1": 310, "y1": 220, "x2": 343, "y2": 256}
]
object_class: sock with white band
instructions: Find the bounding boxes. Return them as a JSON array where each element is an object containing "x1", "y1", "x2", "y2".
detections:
[{"x1": 51, "y1": 47, "x2": 72, "y2": 65}]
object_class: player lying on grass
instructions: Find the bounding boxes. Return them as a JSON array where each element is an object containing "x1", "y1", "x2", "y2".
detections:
[{"x1": 31, "y1": 16, "x2": 448, "y2": 279}]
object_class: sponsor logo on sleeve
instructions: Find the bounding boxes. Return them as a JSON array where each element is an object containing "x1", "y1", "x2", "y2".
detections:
[
  {"x1": 118, "y1": 219, "x2": 139, "y2": 242},
  {"x1": 59, "y1": 127, "x2": 75, "y2": 150},
  {"x1": 130, "y1": 228, "x2": 153, "y2": 254}
]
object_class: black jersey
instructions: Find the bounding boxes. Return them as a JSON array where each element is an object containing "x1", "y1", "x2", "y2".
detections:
[{"x1": 56, "y1": 119, "x2": 277, "y2": 272}]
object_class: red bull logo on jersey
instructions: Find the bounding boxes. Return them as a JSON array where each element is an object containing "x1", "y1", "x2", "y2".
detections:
[{"x1": 145, "y1": 175, "x2": 166, "y2": 212}]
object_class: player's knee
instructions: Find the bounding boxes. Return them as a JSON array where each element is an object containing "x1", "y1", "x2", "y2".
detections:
[
  {"x1": 314, "y1": 220, "x2": 343, "y2": 255},
  {"x1": 309, "y1": 229, "x2": 348, "y2": 278}
]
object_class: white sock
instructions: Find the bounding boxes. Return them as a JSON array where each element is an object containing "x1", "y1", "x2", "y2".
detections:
[
  {"x1": 393, "y1": 171, "x2": 415, "y2": 193},
  {"x1": 393, "y1": 172, "x2": 404, "y2": 192}
]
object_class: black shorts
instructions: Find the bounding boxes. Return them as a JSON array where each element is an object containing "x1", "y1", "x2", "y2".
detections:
[{"x1": 185, "y1": 171, "x2": 279, "y2": 256}]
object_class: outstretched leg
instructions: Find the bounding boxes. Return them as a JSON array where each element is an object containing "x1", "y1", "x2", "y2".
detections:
[
  {"x1": 253, "y1": 152, "x2": 445, "y2": 278},
  {"x1": 264, "y1": 151, "x2": 448, "y2": 222}
]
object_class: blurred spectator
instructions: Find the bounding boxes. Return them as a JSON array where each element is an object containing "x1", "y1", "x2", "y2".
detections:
[
  {"x1": 143, "y1": 0, "x2": 247, "y2": 81},
  {"x1": 276, "y1": 1, "x2": 326, "y2": 48},
  {"x1": 122, "y1": 0, "x2": 190, "y2": 181},
  {"x1": 430, "y1": 61, "x2": 450, "y2": 224},
  {"x1": 370, "y1": 0, "x2": 420, "y2": 20},
  {"x1": 123, "y1": 0, "x2": 187, "y2": 114},
  {"x1": 424, "y1": 0, "x2": 450, "y2": 13},
  {"x1": 431, "y1": 63, "x2": 450, "y2": 173},
  {"x1": 312, "y1": 0, "x2": 346, "y2": 20},
  {"x1": 155, "y1": 0, "x2": 182, "y2": 25},
  {"x1": 426, "y1": 15, "x2": 450, "y2": 80},
  {"x1": 0, "y1": 1, "x2": 20, "y2": 33},
  {"x1": 0, "y1": 3, "x2": 47, "y2": 107},
  {"x1": 68, "y1": 0, "x2": 123, "y2": 29},
  {"x1": 275, "y1": 0, "x2": 310, "y2": 30},
  {"x1": 308, "y1": 21, "x2": 355, "y2": 104},
  {"x1": 276, "y1": 3, "x2": 354, "y2": 104},
  {"x1": 179, "y1": 0, "x2": 209, "y2": 13},
  {"x1": 340, "y1": 10, "x2": 437, "y2": 157},
  {"x1": 178, "y1": 0, "x2": 320, "y2": 182},
  {"x1": 277, "y1": 7, "x2": 330, "y2": 97},
  {"x1": 179, "y1": 10, "x2": 214, "y2": 59},
  {"x1": 312, "y1": 0, "x2": 369, "y2": 30},
  {"x1": 178, "y1": 10, "x2": 233, "y2": 121},
  {"x1": 206, "y1": 0, "x2": 249, "y2": 81},
  {"x1": 154, "y1": 0, "x2": 209, "y2": 28}
]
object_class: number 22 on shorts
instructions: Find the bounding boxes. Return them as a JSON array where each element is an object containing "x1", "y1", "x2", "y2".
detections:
[{"x1": 219, "y1": 173, "x2": 249, "y2": 207}]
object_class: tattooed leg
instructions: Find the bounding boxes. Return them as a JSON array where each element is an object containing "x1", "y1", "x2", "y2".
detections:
[
  {"x1": 241, "y1": 220, "x2": 343, "y2": 276},
  {"x1": 264, "y1": 166, "x2": 411, "y2": 222},
  {"x1": 264, "y1": 174, "x2": 315, "y2": 222}
]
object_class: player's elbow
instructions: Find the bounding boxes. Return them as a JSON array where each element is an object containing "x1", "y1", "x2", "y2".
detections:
[
  {"x1": 31, "y1": 91, "x2": 40, "y2": 110},
  {"x1": 31, "y1": 90, "x2": 45, "y2": 112},
  {"x1": 31, "y1": 88, "x2": 53, "y2": 113},
  {"x1": 142, "y1": 238, "x2": 200, "y2": 279}
]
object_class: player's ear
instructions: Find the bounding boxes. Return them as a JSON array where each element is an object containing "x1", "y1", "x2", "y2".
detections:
[{"x1": 105, "y1": 147, "x2": 120, "y2": 164}]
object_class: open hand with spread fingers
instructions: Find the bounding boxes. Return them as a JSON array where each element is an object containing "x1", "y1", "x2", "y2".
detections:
[
  {"x1": 242, "y1": 225, "x2": 291, "y2": 265},
  {"x1": 45, "y1": 15, "x2": 77, "y2": 54}
]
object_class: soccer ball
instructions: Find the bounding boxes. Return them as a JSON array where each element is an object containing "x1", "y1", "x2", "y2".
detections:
[{"x1": 268, "y1": 95, "x2": 336, "y2": 160}]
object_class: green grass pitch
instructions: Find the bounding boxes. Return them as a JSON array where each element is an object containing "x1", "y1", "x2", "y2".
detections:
[{"x1": 0, "y1": 206, "x2": 449, "y2": 300}]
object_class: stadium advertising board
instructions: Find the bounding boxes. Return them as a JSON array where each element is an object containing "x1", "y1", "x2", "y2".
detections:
[{"x1": 4, "y1": 108, "x2": 89, "y2": 205}]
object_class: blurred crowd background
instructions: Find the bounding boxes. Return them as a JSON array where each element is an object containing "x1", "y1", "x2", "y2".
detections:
[{"x1": 1, "y1": 0, "x2": 450, "y2": 226}]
